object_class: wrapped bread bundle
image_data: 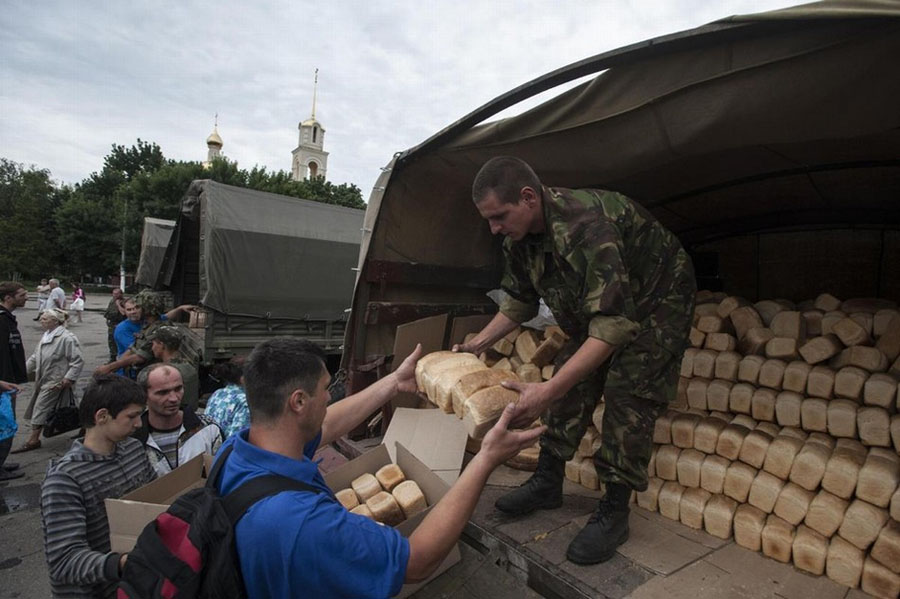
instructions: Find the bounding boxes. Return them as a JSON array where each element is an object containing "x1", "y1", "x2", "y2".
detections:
[
  {"x1": 792, "y1": 525, "x2": 827, "y2": 575},
  {"x1": 658, "y1": 481, "x2": 685, "y2": 521},
  {"x1": 855, "y1": 448, "x2": 900, "y2": 508},
  {"x1": 706, "y1": 379, "x2": 733, "y2": 412},
  {"x1": 351, "y1": 473, "x2": 382, "y2": 502},
  {"x1": 839, "y1": 499, "x2": 889, "y2": 550},
  {"x1": 636, "y1": 477, "x2": 664, "y2": 512},
  {"x1": 826, "y1": 534, "x2": 865, "y2": 588},
  {"x1": 430, "y1": 357, "x2": 488, "y2": 412},
  {"x1": 451, "y1": 369, "x2": 519, "y2": 417},
  {"x1": 375, "y1": 464, "x2": 406, "y2": 492},
  {"x1": 676, "y1": 448, "x2": 705, "y2": 489},
  {"x1": 653, "y1": 410, "x2": 676, "y2": 445},
  {"x1": 861, "y1": 557, "x2": 900, "y2": 599},
  {"x1": 788, "y1": 441, "x2": 832, "y2": 491},
  {"x1": 704, "y1": 494, "x2": 738, "y2": 540},
  {"x1": 655, "y1": 445, "x2": 681, "y2": 481},
  {"x1": 724, "y1": 461, "x2": 757, "y2": 503},
  {"x1": 392, "y1": 480, "x2": 427, "y2": 519},
  {"x1": 415, "y1": 351, "x2": 457, "y2": 391},
  {"x1": 366, "y1": 491, "x2": 405, "y2": 526},
  {"x1": 700, "y1": 454, "x2": 730, "y2": 495},
  {"x1": 761, "y1": 514, "x2": 795, "y2": 563},
  {"x1": 870, "y1": 519, "x2": 899, "y2": 576},
  {"x1": 679, "y1": 487, "x2": 712, "y2": 530},
  {"x1": 462, "y1": 385, "x2": 519, "y2": 440},
  {"x1": 350, "y1": 504, "x2": 374, "y2": 518},
  {"x1": 803, "y1": 489, "x2": 849, "y2": 537},
  {"x1": 716, "y1": 423, "x2": 751, "y2": 461},
  {"x1": 565, "y1": 459, "x2": 581, "y2": 483},
  {"x1": 748, "y1": 471, "x2": 784, "y2": 514},
  {"x1": 335, "y1": 488, "x2": 359, "y2": 510},
  {"x1": 782, "y1": 361, "x2": 812, "y2": 394},
  {"x1": 773, "y1": 482, "x2": 815, "y2": 525},
  {"x1": 822, "y1": 439, "x2": 867, "y2": 499},
  {"x1": 694, "y1": 417, "x2": 728, "y2": 454},
  {"x1": 763, "y1": 435, "x2": 804, "y2": 480}
]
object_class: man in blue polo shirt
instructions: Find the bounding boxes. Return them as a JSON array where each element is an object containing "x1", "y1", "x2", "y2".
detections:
[
  {"x1": 215, "y1": 337, "x2": 544, "y2": 599},
  {"x1": 113, "y1": 297, "x2": 144, "y2": 377}
]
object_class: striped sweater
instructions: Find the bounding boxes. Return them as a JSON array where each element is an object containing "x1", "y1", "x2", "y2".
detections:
[{"x1": 41, "y1": 437, "x2": 156, "y2": 599}]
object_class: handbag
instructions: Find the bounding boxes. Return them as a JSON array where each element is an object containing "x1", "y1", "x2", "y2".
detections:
[{"x1": 43, "y1": 391, "x2": 81, "y2": 438}]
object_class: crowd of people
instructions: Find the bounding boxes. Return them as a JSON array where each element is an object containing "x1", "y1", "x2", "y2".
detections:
[{"x1": 0, "y1": 157, "x2": 695, "y2": 598}]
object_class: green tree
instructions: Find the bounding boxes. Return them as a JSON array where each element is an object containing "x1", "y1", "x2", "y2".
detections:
[{"x1": 0, "y1": 159, "x2": 63, "y2": 279}]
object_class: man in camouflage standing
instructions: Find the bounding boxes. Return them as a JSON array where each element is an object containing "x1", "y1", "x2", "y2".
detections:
[{"x1": 457, "y1": 156, "x2": 695, "y2": 565}]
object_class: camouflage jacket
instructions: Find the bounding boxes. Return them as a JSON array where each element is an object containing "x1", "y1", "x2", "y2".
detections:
[{"x1": 500, "y1": 186, "x2": 692, "y2": 354}]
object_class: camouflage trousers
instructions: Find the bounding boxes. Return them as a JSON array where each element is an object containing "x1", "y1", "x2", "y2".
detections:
[{"x1": 540, "y1": 260, "x2": 695, "y2": 492}]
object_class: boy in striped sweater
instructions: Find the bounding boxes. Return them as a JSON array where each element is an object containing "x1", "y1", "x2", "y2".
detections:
[{"x1": 40, "y1": 375, "x2": 156, "y2": 599}]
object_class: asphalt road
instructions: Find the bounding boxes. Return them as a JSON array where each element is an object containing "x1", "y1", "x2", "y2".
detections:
[{"x1": 1, "y1": 293, "x2": 114, "y2": 599}]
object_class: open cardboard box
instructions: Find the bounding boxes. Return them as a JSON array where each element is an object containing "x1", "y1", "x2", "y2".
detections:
[
  {"x1": 324, "y1": 441, "x2": 461, "y2": 598},
  {"x1": 106, "y1": 453, "x2": 212, "y2": 553}
]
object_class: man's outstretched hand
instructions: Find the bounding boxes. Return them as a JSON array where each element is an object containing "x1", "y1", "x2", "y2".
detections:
[
  {"x1": 480, "y1": 402, "x2": 546, "y2": 468},
  {"x1": 394, "y1": 343, "x2": 423, "y2": 395}
]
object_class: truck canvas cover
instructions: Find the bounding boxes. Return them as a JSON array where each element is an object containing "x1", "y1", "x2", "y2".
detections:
[
  {"x1": 344, "y1": 0, "x2": 900, "y2": 368},
  {"x1": 160, "y1": 179, "x2": 364, "y2": 321},
  {"x1": 135, "y1": 217, "x2": 175, "y2": 287}
]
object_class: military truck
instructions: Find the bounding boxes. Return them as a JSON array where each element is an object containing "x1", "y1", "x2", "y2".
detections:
[
  {"x1": 341, "y1": 0, "x2": 900, "y2": 389},
  {"x1": 153, "y1": 179, "x2": 364, "y2": 368}
]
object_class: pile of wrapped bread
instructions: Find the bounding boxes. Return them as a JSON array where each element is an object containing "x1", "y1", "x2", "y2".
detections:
[
  {"x1": 620, "y1": 291, "x2": 899, "y2": 599},
  {"x1": 335, "y1": 464, "x2": 427, "y2": 526},
  {"x1": 414, "y1": 326, "x2": 568, "y2": 441}
]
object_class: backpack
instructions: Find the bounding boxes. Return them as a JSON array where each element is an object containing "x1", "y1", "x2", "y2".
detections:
[{"x1": 117, "y1": 444, "x2": 319, "y2": 598}]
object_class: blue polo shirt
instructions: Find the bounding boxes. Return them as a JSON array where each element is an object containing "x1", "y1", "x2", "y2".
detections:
[
  {"x1": 114, "y1": 319, "x2": 144, "y2": 357},
  {"x1": 215, "y1": 431, "x2": 410, "y2": 599}
]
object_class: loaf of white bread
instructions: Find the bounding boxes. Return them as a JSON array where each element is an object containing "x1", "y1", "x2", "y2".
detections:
[
  {"x1": 416, "y1": 351, "x2": 523, "y2": 439},
  {"x1": 337, "y1": 465, "x2": 428, "y2": 524}
]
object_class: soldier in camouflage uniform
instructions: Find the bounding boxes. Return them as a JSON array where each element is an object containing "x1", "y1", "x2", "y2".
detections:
[
  {"x1": 458, "y1": 156, "x2": 695, "y2": 565},
  {"x1": 94, "y1": 291, "x2": 197, "y2": 377}
]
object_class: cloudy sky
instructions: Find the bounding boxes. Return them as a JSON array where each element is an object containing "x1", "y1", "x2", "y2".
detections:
[{"x1": 2, "y1": 0, "x2": 799, "y2": 196}]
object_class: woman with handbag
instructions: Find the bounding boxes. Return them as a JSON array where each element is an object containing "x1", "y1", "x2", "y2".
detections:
[{"x1": 12, "y1": 308, "x2": 84, "y2": 452}]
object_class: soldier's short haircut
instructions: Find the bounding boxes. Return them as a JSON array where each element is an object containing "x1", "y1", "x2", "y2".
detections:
[
  {"x1": 0, "y1": 281, "x2": 25, "y2": 302},
  {"x1": 79, "y1": 374, "x2": 146, "y2": 427},
  {"x1": 243, "y1": 337, "x2": 327, "y2": 423},
  {"x1": 472, "y1": 156, "x2": 542, "y2": 205}
]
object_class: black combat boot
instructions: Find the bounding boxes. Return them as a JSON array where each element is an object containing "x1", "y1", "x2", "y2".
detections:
[
  {"x1": 565, "y1": 482, "x2": 631, "y2": 564},
  {"x1": 494, "y1": 450, "x2": 564, "y2": 516}
]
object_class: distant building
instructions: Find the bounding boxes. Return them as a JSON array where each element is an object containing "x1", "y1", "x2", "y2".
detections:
[
  {"x1": 291, "y1": 70, "x2": 329, "y2": 181},
  {"x1": 203, "y1": 117, "x2": 224, "y2": 169}
]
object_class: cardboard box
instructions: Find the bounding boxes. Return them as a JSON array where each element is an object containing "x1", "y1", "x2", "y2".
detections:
[
  {"x1": 106, "y1": 454, "x2": 210, "y2": 553},
  {"x1": 384, "y1": 407, "x2": 467, "y2": 484},
  {"x1": 325, "y1": 442, "x2": 461, "y2": 597}
]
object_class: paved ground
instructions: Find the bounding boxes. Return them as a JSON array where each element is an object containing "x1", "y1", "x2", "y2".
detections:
[{"x1": 0, "y1": 292, "x2": 878, "y2": 598}]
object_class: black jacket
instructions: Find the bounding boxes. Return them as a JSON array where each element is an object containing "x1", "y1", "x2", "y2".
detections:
[{"x1": 0, "y1": 308, "x2": 27, "y2": 384}]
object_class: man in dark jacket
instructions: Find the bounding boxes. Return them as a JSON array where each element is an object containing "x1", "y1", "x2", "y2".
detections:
[{"x1": 0, "y1": 281, "x2": 28, "y2": 480}]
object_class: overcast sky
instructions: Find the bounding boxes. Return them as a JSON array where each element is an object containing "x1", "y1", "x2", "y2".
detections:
[{"x1": 2, "y1": 0, "x2": 799, "y2": 197}]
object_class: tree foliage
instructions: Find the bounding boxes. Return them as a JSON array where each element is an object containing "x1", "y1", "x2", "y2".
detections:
[
  {"x1": 2, "y1": 140, "x2": 366, "y2": 281},
  {"x1": 0, "y1": 159, "x2": 63, "y2": 279}
]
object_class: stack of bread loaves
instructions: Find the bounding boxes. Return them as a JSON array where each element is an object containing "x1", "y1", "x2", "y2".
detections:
[
  {"x1": 335, "y1": 464, "x2": 428, "y2": 526},
  {"x1": 413, "y1": 327, "x2": 569, "y2": 470},
  {"x1": 623, "y1": 291, "x2": 899, "y2": 598}
]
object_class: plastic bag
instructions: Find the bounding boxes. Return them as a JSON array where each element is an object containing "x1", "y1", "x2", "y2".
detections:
[
  {"x1": 0, "y1": 391, "x2": 18, "y2": 442},
  {"x1": 485, "y1": 289, "x2": 558, "y2": 330},
  {"x1": 71, "y1": 297, "x2": 85, "y2": 311}
]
